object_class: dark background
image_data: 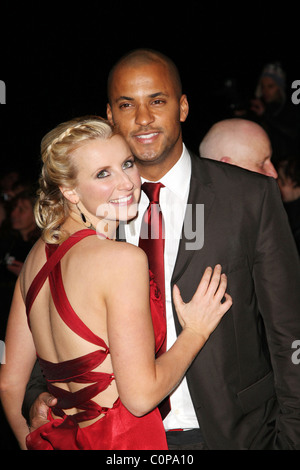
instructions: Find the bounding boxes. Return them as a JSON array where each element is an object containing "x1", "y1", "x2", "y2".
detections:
[{"x1": 1, "y1": 1, "x2": 299, "y2": 182}]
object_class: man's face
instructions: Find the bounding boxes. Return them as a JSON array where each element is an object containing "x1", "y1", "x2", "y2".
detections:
[
  {"x1": 107, "y1": 61, "x2": 188, "y2": 177},
  {"x1": 260, "y1": 77, "x2": 282, "y2": 103},
  {"x1": 238, "y1": 134, "x2": 278, "y2": 179}
]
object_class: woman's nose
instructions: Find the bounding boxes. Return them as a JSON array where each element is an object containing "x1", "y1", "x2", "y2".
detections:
[{"x1": 117, "y1": 172, "x2": 134, "y2": 190}]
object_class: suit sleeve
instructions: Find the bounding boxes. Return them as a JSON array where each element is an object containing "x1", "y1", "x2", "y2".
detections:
[
  {"x1": 21, "y1": 360, "x2": 47, "y2": 423},
  {"x1": 253, "y1": 177, "x2": 300, "y2": 449}
]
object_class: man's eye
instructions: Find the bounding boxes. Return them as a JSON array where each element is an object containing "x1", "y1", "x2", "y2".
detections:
[
  {"x1": 97, "y1": 170, "x2": 109, "y2": 179},
  {"x1": 119, "y1": 103, "x2": 132, "y2": 109}
]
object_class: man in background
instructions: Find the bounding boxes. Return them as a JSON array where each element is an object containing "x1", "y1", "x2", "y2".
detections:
[{"x1": 199, "y1": 118, "x2": 278, "y2": 178}]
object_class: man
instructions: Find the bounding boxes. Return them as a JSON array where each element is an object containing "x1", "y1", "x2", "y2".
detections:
[
  {"x1": 199, "y1": 118, "x2": 278, "y2": 178},
  {"x1": 277, "y1": 158, "x2": 300, "y2": 255},
  {"x1": 24, "y1": 49, "x2": 300, "y2": 450}
]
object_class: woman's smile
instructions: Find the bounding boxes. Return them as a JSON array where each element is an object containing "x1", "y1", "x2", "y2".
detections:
[{"x1": 109, "y1": 194, "x2": 134, "y2": 206}]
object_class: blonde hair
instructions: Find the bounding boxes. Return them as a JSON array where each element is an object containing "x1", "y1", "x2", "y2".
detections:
[{"x1": 35, "y1": 116, "x2": 115, "y2": 244}]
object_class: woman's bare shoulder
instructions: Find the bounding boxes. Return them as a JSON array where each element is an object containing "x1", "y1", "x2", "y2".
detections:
[
  {"x1": 80, "y1": 236, "x2": 147, "y2": 262},
  {"x1": 80, "y1": 237, "x2": 149, "y2": 280},
  {"x1": 19, "y1": 237, "x2": 46, "y2": 294},
  {"x1": 20, "y1": 237, "x2": 45, "y2": 271}
]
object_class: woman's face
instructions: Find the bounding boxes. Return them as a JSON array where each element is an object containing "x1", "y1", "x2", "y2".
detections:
[
  {"x1": 71, "y1": 135, "x2": 141, "y2": 223},
  {"x1": 10, "y1": 198, "x2": 36, "y2": 234}
]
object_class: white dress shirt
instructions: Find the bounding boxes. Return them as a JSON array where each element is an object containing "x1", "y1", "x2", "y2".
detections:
[{"x1": 123, "y1": 144, "x2": 199, "y2": 430}]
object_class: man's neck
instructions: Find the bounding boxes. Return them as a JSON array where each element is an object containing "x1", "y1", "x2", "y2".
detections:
[
  {"x1": 136, "y1": 143, "x2": 184, "y2": 181},
  {"x1": 136, "y1": 163, "x2": 171, "y2": 181}
]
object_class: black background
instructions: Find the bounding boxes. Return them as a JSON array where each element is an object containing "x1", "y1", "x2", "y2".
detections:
[{"x1": 1, "y1": 0, "x2": 299, "y2": 181}]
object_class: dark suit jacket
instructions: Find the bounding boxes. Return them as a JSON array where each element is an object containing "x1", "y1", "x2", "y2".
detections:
[{"x1": 171, "y1": 152, "x2": 300, "y2": 449}]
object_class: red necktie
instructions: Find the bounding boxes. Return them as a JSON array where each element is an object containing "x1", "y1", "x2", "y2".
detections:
[
  {"x1": 139, "y1": 182, "x2": 165, "y2": 310},
  {"x1": 139, "y1": 182, "x2": 170, "y2": 419}
]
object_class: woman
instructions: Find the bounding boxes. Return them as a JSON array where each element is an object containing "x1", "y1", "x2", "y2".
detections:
[
  {"x1": 0, "y1": 191, "x2": 40, "y2": 337},
  {"x1": 0, "y1": 116, "x2": 232, "y2": 450},
  {"x1": 6, "y1": 190, "x2": 40, "y2": 277}
]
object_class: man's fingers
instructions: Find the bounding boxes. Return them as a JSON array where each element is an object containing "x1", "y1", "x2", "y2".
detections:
[
  {"x1": 30, "y1": 416, "x2": 49, "y2": 432},
  {"x1": 29, "y1": 392, "x2": 57, "y2": 429},
  {"x1": 44, "y1": 395, "x2": 57, "y2": 407}
]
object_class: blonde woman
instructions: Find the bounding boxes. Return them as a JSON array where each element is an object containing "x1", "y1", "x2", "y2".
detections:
[{"x1": 0, "y1": 116, "x2": 231, "y2": 450}]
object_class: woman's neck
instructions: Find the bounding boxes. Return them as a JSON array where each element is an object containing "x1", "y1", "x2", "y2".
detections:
[{"x1": 64, "y1": 212, "x2": 118, "y2": 240}]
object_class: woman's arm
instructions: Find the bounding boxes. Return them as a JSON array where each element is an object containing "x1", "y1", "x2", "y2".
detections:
[
  {"x1": 105, "y1": 245, "x2": 232, "y2": 416},
  {"x1": 0, "y1": 278, "x2": 37, "y2": 449}
]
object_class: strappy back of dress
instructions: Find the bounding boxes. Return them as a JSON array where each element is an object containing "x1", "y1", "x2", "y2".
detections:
[{"x1": 25, "y1": 229, "x2": 115, "y2": 423}]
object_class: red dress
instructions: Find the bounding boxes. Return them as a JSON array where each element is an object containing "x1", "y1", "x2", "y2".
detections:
[{"x1": 25, "y1": 229, "x2": 167, "y2": 450}]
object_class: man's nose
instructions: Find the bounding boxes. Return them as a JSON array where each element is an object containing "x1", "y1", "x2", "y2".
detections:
[
  {"x1": 135, "y1": 104, "x2": 154, "y2": 127},
  {"x1": 264, "y1": 161, "x2": 278, "y2": 179}
]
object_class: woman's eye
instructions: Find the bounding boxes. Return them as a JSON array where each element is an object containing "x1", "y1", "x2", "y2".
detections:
[
  {"x1": 123, "y1": 160, "x2": 134, "y2": 169},
  {"x1": 96, "y1": 170, "x2": 109, "y2": 179}
]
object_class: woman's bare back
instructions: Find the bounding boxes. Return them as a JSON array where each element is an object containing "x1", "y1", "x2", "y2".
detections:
[{"x1": 20, "y1": 234, "x2": 126, "y2": 421}]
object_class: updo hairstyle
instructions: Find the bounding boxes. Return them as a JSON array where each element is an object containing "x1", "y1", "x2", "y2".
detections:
[{"x1": 35, "y1": 116, "x2": 115, "y2": 244}]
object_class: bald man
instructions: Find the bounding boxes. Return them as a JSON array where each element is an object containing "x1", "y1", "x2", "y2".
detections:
[{"x1": 200, "y1": 119, "x2": 278, "y2": 178}]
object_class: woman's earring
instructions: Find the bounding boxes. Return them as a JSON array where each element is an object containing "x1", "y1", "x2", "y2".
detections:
[
  {"x1": 76, "y1": 203, "x2": 95, "y2": 230},
  {"x1": 77, "y1": 204, "x2": 87, "y2": 223},
  {"x1": 76, "y1": 203, "x2": 86, "y2": 223}
]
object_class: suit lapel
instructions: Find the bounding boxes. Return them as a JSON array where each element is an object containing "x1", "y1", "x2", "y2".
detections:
[{"x1": 172, "y1": 153, "x2": 215, "y2": 284}]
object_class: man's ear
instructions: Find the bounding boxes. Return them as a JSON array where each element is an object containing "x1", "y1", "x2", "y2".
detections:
[
  {"x1": 59, "y1": 186, "x2": 79, "y2": 205},
  {"x1": 106, "y1": 103, "x2": 114, "y2": 125},
  {"x1": 179, "y1": 94, "x2": 189, "y2": 123}
]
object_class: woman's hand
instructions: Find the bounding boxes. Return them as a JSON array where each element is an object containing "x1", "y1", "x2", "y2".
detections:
[{"x1": 173, "y1": 265, "x2": 232, "y2": 342}]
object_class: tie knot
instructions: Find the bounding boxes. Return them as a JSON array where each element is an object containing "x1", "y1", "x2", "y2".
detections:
[{"x1": 142, "y1": 182, "x2": 165, "y2": 203}]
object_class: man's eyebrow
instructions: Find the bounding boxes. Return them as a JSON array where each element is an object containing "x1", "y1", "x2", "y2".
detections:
[
  {"x1": 116, "y1": 92, "x2": 169, "y2": 102},
  {"x1": 116, "y1": 95, "x2": 134, "y2": 102},
  {"x1": 149, "y1": 92, "x2": 169, "y2": 98}
]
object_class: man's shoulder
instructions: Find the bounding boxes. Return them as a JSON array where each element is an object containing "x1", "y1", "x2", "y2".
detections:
[
  {"x1": 186, "y1": 150, "x2": 280, "y2": 206},
  {"x1": 188, "y1": 151, "x2": 273, "y2": 188}
]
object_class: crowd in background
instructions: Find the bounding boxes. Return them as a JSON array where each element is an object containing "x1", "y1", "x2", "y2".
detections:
[
  {"x1": 202, "y1": 61, "x2": 300, "y2": 253},
  {"x1": 0, "y1": 171, "x2": 40, "y2": 449},
  {"x1": 235, "y1": 62, "x2": 300, "y2": 253}
]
